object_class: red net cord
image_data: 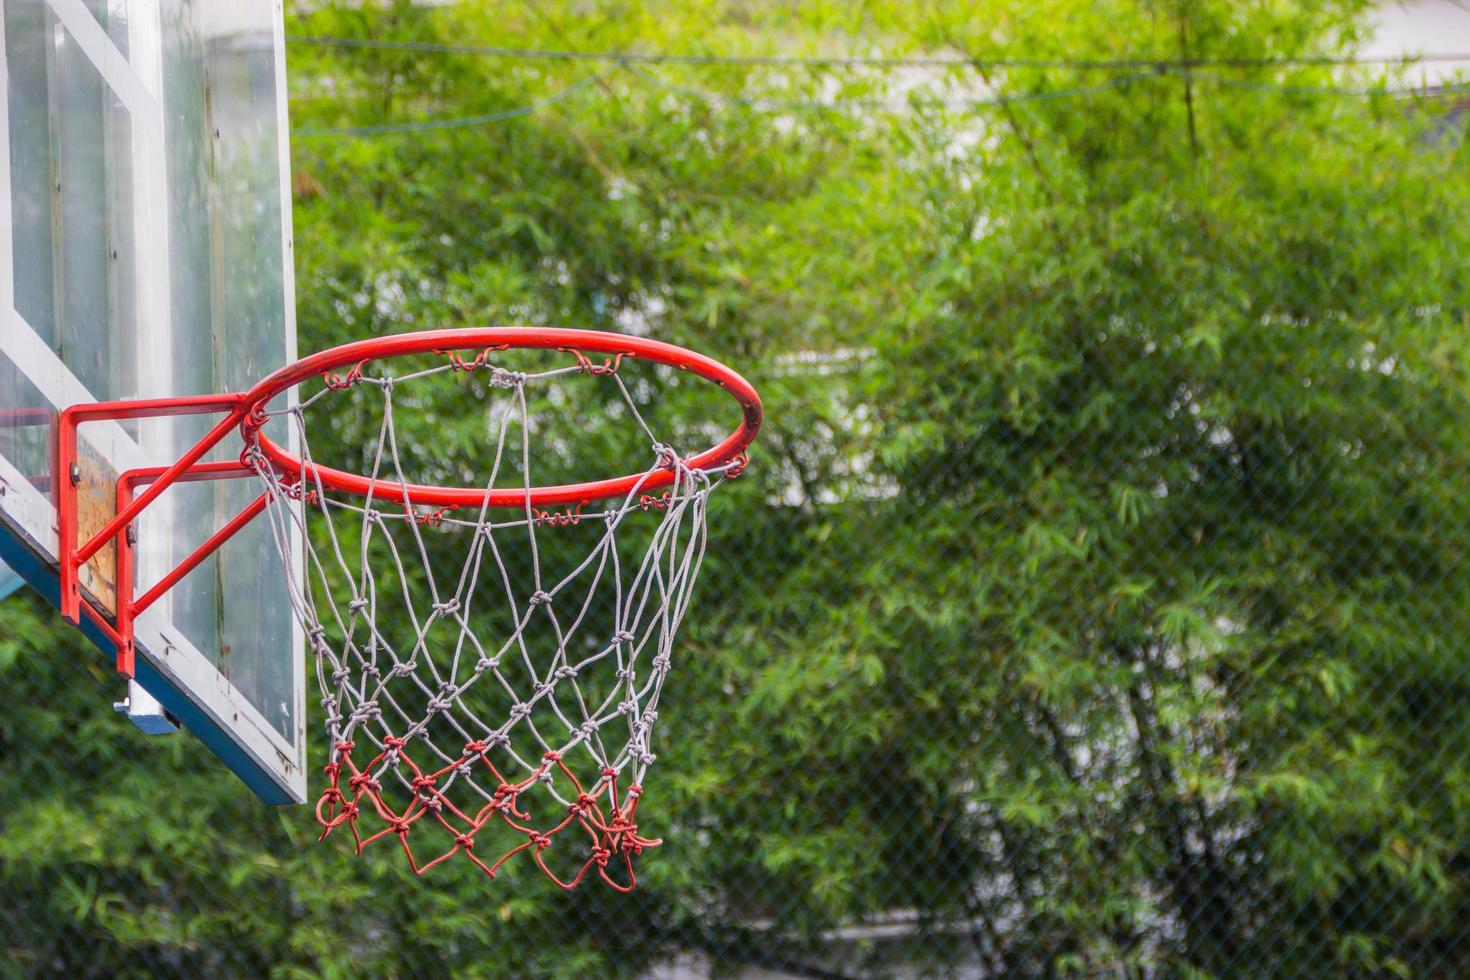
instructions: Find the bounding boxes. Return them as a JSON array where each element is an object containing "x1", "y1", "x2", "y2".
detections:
[{"x1": 315, "y1": 737, "x2": 662, "y2": 891}]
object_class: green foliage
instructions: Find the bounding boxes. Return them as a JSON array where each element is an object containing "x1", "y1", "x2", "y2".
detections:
[{"x1": 4, "y1": 0, "x2": 1469, "y2": 976}]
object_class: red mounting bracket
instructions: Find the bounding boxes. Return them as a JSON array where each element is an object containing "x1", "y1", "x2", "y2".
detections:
[{"x1": 57, "y1": 393, "x2": 271, "y2": 678}]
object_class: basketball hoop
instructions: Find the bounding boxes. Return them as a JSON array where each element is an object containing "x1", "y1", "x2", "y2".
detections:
[{"x1": 54, "y1": 328, "x2": 761, "y2": 890}]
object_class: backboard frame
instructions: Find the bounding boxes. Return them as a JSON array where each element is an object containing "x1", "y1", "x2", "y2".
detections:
[{"x1": 0, "y1": 0, "x2": 305, "y2": 803}]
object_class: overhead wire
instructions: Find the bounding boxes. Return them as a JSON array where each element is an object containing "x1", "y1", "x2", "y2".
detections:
[
  {"x1": 288, "y1": 38, "x2": 1470, "y2": 140},
  {"x1": 286, "y1": 34, "x2": 1470, "y2": 72},
  {"x1": 293, "y1": 65, "x2": 618, "y2": 137},
  {"x1": 618, "y1": 60, "x2": 1153, "y2": 113},
  {"x1": 1191, "y1": 70, "x2": 1470, "y2": 98},
  {"x1": 293, "y1": 65, "x2": 1162, "y2": 139}
]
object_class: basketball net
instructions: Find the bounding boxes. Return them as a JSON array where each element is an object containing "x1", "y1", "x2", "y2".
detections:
[{"x1": 246, "y1": 349, "x2": 744, "y2": 890}]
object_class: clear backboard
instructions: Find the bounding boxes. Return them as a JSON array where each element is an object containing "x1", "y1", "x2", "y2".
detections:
[{"x1": 0, "y1": 0, "x2": 304, "y2": 802}]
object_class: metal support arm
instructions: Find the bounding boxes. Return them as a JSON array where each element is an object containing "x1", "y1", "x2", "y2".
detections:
[{"x1": 56, "y1": 394, "x2": 275, "y2": 677}]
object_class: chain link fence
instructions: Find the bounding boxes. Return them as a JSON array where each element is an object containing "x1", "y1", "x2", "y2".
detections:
[
  {"x1": 4, "y1": 317, "x2": 1470, "y2": 978},
  {"x1": 5, "y1": 11, "x2": 1470, "y2": 980}
]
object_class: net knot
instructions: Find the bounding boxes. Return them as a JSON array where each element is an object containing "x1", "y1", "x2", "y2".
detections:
[
  {"x1": 348, "y1": 772, "x2": 379, "y2": 793},
  {"x1": 347, "y1": 597, "x2": 369, "y2": 613},
  {"x1": 635, "y1": 750, "x2": 656, "y2": 765},
  {"x1": 431, "y1": 598, "x2": 460, "y2": 617},
  {"x1": 617, "y1": 700, "x2": 637, "y2": 716},
  {"x1": 360, "y1": 663, "x2": 382, "y2": 679},
  {"x1": 389, "y1": 660, "x2": 417, "y2": 679},
  {"x1": 608, "y1": 816, "x2": 639, "y2": 840},
  {"x1": 612, "y1": 630, "x2": 636, "y2": 644},
  {"x1": 542, "y1": 751, "x2": 562, "y2": 764},
  {"x1": 463, "y1": 740, "x2": 487, "y2": 755},
  {"x1": 335, "y1": 740, "x2": 355, "y2": 755},
  {"x1": 475, "y1": 656, "x2": 501, "y2": 673},
  {"x1": 426, "y1": 683, "x2": 459, "y2": 713},
  {"x1": 529, "y1": 832, "x2": 553, "y2": 850},
  {"x1": 488, "y1": 367, "x2": 525, "y2": 388},
  {"x1": 570, "y1": 793, "x2": 598, "y2": 815},
  {"x1": 651, "y1": 442, "x2": 679, "y2": 470},
  {"x1": 591, "y1": 845, "x2": 613, "y2": 866},
  {"x1": 573, "y1": 720, "x2": 599, "y2": 741},
  {"x1": 601, "y1": 767, "x2": 619, "y2": 780},
  {"x1": 331, "y1": 666, "x2": 352, "y2": 684},
  {"x1": 389, "y1": 817, "x2": 412, "y2": 836},
  {"x1": 410, "y1": 774, "x2": 437, "y2": 794},
  {"x1": 455, "y1": 834, "x2": 476, "y2": 850},
  {"x1": 651, "y1": 654, "x2": 672, "y2": 673},
  {"x1": 528, "y1": 590, "x2": 553, "y2": 606},
  {"x1": 616, "y1": 666, "x2": 636, "y2": 681},
  {"x1": 382, "y1": 736, "x2": 407, "y2": 749},
  {"x1": 348, "y1": 701, "x2": 381, "y2": 723},
  {"x1": 533, "y1": 681, "x2": 554, "y2": 698},
  {"x1": 554, "y1": 665, "x2": 579, "y2": 679},
  {"x1": 509, "y1": 702, "x2": 531, "y2": 721}
]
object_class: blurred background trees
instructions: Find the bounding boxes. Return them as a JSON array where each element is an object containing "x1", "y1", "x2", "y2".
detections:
[{"x1": 4, "y1": 1, "x2": 1469, "y2": 976}]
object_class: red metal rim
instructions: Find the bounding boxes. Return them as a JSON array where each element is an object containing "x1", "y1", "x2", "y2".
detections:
[{"x1": 240, "y1": 327, "x2": 762, "y2": 508}]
